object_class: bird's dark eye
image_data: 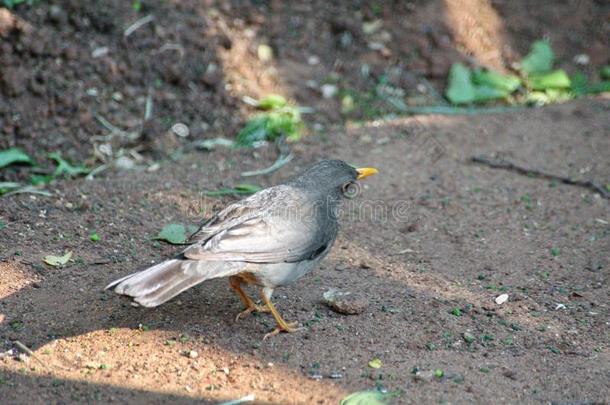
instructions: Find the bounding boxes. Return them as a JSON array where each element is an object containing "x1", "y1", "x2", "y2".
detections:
[{"x1": 342, "y1": 181, "x2": 359, "y2": 198}]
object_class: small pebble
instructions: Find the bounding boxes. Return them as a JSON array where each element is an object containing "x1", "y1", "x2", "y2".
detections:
[
  {"x1": 91, "y1": 47, "x2": 109, "y2": 58},
  {"x1": 172, "y1": 123, "x2": 190, "y2": 138},
  {"x1": 573, "y1": 54, "x2": 590, "y2": 65},
  {"x1": 495, "y1": 293, "x2": 509, "y2": 305},
  {"x1": 188, "y1": 350, "x2": 198, "y2": 359},
  {"x1": 257, "y1": 44, "x2": 273, "y2": 62},
  {"x1": 115, "y1": 156, "x2": 135, "y2": 170},
  {"x1": 307, "y1": 55, "x2": 320, "y2": 65},
  {"x1": 321, "y1": 84, "x2": 338, "y2": 99},
  {"x1": 323, "y1": 289, "x2": 367, "y2": 315},
  {"x1": 413, "y1": 370, "x2": 436, "y2": 382}
]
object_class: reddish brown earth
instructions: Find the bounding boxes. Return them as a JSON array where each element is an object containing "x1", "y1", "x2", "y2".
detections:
[{"x1": 1, "y1": 1, "x2": 609, "y2": 404}]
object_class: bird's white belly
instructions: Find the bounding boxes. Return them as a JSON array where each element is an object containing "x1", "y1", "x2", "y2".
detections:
[{"x1": 256, "y1": 258, "x2": 321, "y2": 287}]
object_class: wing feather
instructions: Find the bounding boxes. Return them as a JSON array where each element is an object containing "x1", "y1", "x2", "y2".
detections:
[{"x1": 181, "y1": 186, "x2": 335, "y2": 263}]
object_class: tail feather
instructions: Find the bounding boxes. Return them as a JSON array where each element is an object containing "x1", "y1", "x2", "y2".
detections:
[{"x1": 105, "y1": 259, "x2": 244, "y2": 307}]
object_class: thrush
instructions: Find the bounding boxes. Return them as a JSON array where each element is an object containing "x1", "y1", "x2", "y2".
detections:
[{"x1": 105, "y1": 160, "x2": 378, "y2": 338}]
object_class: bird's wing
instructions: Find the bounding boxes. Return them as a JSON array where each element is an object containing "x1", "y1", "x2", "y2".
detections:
[
  {"x1": 186, "y1": 186, "x2": 282, "y2": 244},
  {"x1": 182, "y1": 186, "x2": 334, "y2": 263}
]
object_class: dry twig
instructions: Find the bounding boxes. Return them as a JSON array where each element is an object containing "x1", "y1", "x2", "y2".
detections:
[
  {"x1": 471, "y1": 155, "x2": 609, "y2": 199},
  {"x1": 124, "y1": 14, "x2": 155, "y2": 38}
]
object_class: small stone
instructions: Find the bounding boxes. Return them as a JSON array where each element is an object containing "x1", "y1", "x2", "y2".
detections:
[
  {"x1": 188, "y1": 350, "x2": 198, "y2": 359},
  {"x1": 320, "y1": 84, "x2": 338, "y2": 99},
  {"x1": 573, "y1": 54, "x2": 590, "y2": 65},
  {"x1": 463, "y1": 332, "x2": 475, "y2": 343},
  {"x1": 257, "y1": 44, "x2": 273, "y2": 62},
  {"x1": 335, "y1": 263, "x2": 348, "y2": 271},
  {"x1": 147, "y1": 163, "x2": 160, "y2": 172},
  {"x1": 91, "y1": 46, "x2": 109, "y2": 58},
  {"x1": 413, "y1": 370, "x2": 435, "y2": 382},
  {"x1": 307, "y1": 55, "x2": 320, "y2": 65},
  {"x1": 323, "y1": 289, "x2": 367, "y2": 315},
  {"x1": 362, "y1": 20, "x2": 383, "y2": 35},
  {"x1": 115, "y1": 156, "x2": 135, "y2": 170},
  {"x1": 495, "y1": 293, "x2": 509, "y2": 305},
  {"x1": 171, "y1": 122, "x2": 190, "y2": 138}
]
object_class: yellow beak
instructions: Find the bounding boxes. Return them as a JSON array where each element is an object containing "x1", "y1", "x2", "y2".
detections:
[{"x1": 356, "y1": 167, "x2": 379, "y2": 180}]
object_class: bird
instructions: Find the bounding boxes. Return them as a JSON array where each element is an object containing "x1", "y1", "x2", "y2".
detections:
[{"x1": 105, "y1": 159, "x2": 378, "y2": 338}]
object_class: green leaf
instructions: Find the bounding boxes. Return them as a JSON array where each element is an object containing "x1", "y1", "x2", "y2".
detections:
[
  {"x1": 90, "y1": 232, "x2": 100, "y2": 242},
  {"x1": 0, "y1": 148, "x2": 33, "y2": 169},
  {"x1": 30, "y1": 174, "x2": 53, "y2": 186},
  {"x1": 0, "y1": 182, "x2": 22, "y2": 195},
  {"x1": 528, "y1": 70, "x2": 571, "y2": 90},
  {"x1": 340, "y1": 391, "x2": 396, "y2": 405},
  {"x1": 234, "y1": 184, "x2": 262, "y2": 193},
  {"x1": 600, "y1": 66, "x2": 610, "y2": 80},
  {"x1": 204, "y1": 184, "x2": 262, "y2": 197},
  {"x1": 155, "y1": 223, "x2": 189, "y2": 244},
  {"x1": 236, "y1": 116, "x2": 273, "y2": 147},
  {"x1": 235, "y1": 109, "x2": 302, "y2": 147},
  {"x1": 0, "y1": 220, "x2": 6, "y2": 230},
  {"x1": 585, "y1": 81, "x2": 610, "y2": 94},
  {"x1": 520, "y1": 40, "x2": 555, "y2": 74},
  {"x1": 573, "y1": 77, "x2": 610, "y2": 95},
  {"x1": 2, "y1": 0, "x2": 27, "y2": 9},
  {"x1": 524, "y1": 90, "x2": 569, "y2": 106},
  {"x1": 570, "y1": 72, "x2": 589, "y2": 96},
  {"x1": 472, "y1": 69, "x2": 521, "y2": 93},
  {"x1": 43, "y1": 251, "x2": 73, "y2": 267},
  {"x1": 473, "y1": 85, "x2": 510, "y2": 102},
  {"x1": 256, "y1": 94, "x2": 288, "y2": 110},
  {"x1": 49, "y1": 152, "x2": 90, "y2": 178},
  {"x1": 445, "y1": 63, "x2": 476, "y2": 104},
  {"x1": 446, "y1": 64, "x2": 510, "y2": 104},
  {"x1": 368, "y1": 358, "x2": 382, "y2": 369},
  {"x1": 434, "y1": 369, "x2": 444, "y2": 378}
]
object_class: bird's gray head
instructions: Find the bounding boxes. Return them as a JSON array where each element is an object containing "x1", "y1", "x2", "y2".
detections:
[{"x1": 288, "y1": 159, "x2": 378, "y2": 201}]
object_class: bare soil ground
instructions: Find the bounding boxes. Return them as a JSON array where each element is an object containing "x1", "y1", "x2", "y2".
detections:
[{"x1": 1, "y1": 1, "x2": 609, "y2": 404}]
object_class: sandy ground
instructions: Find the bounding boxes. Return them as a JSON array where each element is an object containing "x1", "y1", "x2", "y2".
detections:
[
  {"x1": 1, "y1": 1, "x2": 609, "y2": 403},
  {"x1": 1, "y1": 98, "x2": 609, "y2": 404}
]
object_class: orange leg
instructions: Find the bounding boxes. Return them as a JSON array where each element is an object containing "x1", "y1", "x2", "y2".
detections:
[
  {"x1": 229, "y1": 276, "x2": 269, "y2": 321},
  {"x1": 260, "y1": 287, "x2": 301, "y2": 340}
]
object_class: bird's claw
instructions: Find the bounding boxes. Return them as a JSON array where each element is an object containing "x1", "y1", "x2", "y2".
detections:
[
  {"x1": 235, "y1": 304, "x2": 270, "y2": 321},
  {"x1": 262, "y1": 322, "x2": 302, "y2": 340}
]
